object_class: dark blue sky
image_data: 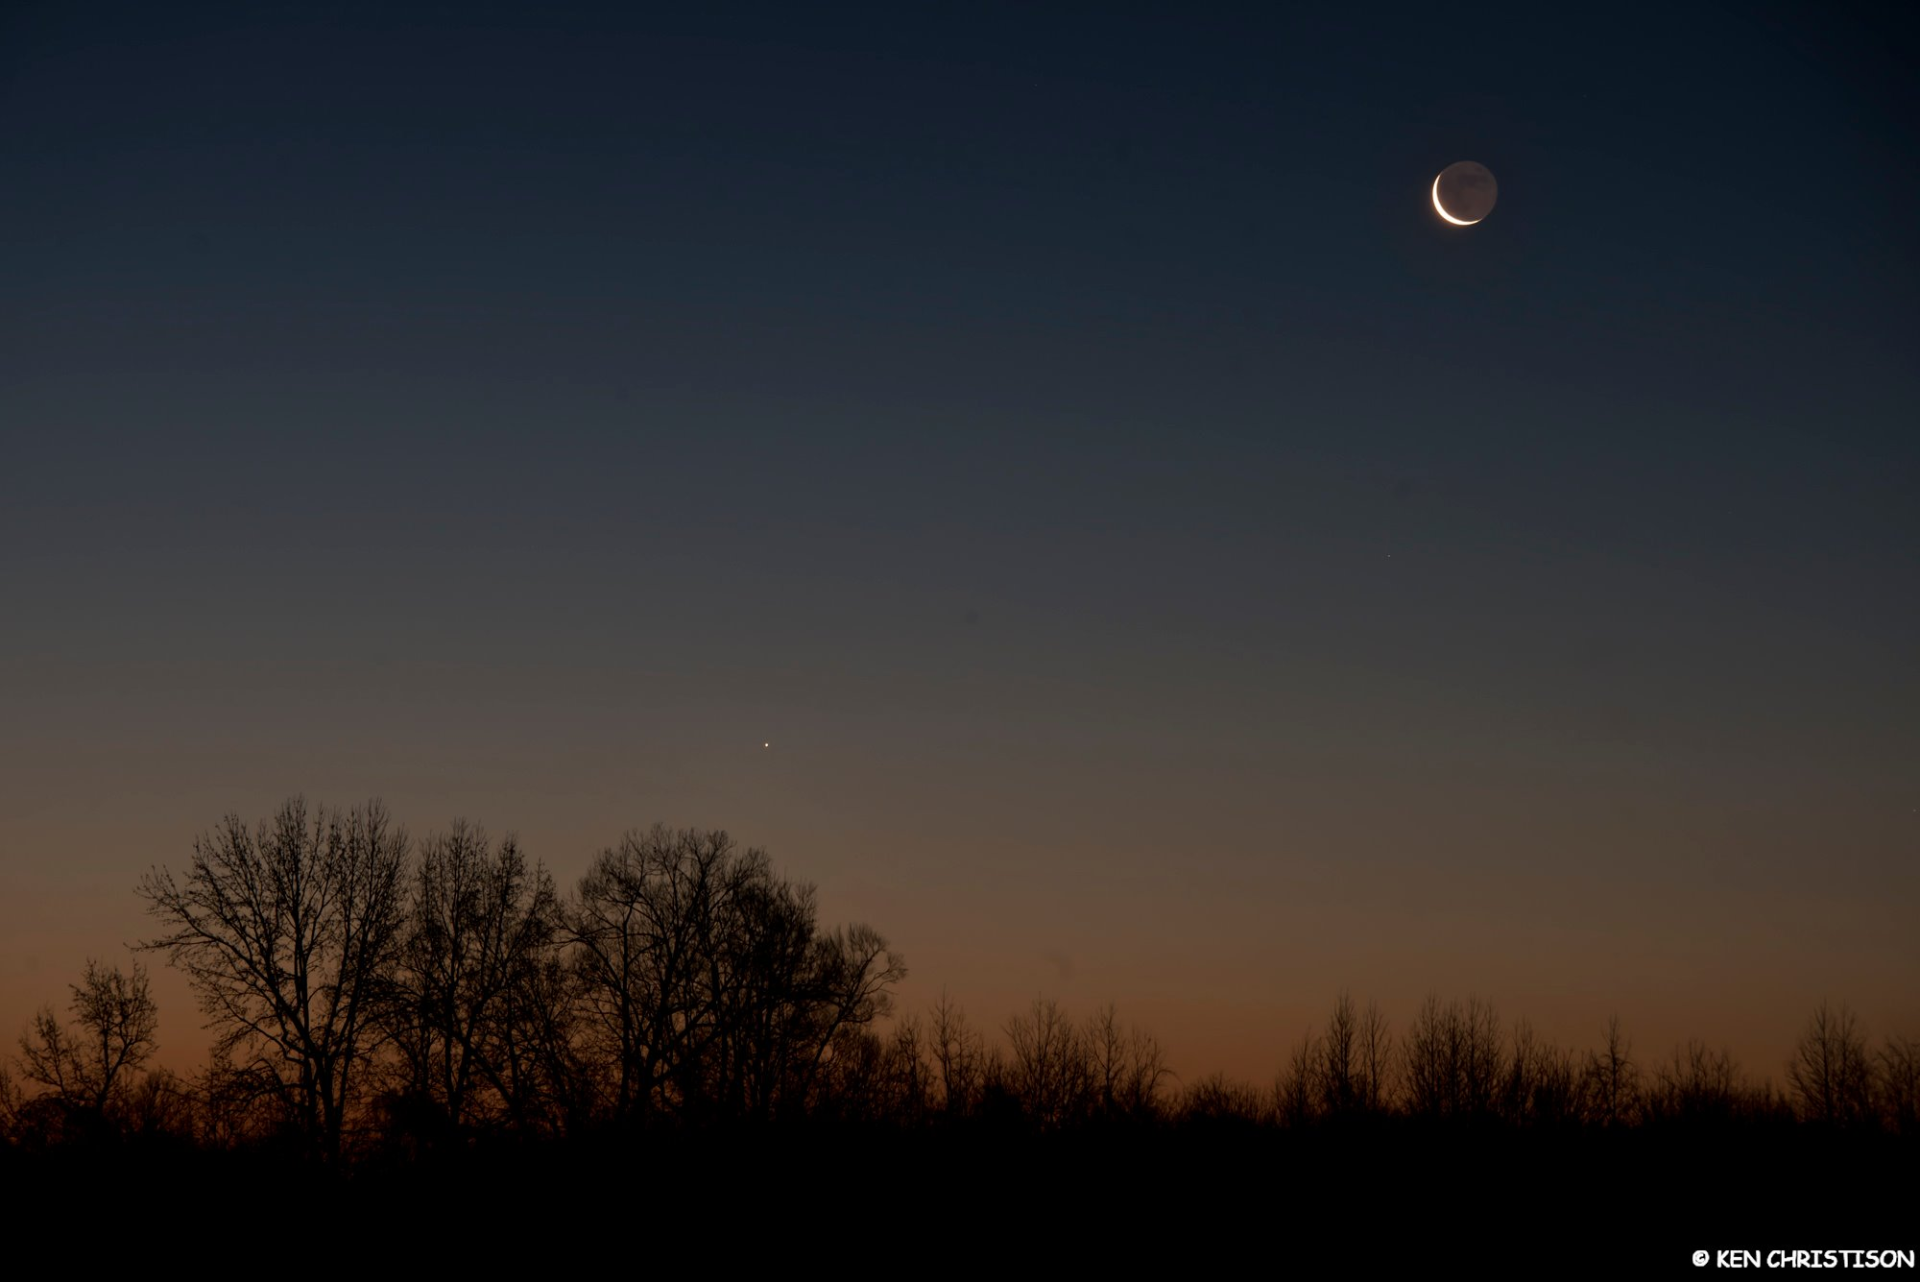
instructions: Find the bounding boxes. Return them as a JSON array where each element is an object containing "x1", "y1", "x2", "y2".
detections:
[{"x1": 2, "y1": 1, "x2": 1915, "y2": 1075}]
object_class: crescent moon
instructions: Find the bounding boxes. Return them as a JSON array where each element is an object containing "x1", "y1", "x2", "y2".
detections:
[{"x1": 1431, "y1": 175, "x2": 1478, "y2": 226}]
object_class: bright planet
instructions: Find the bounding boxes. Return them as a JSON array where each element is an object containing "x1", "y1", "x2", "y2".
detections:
[{"x1": 1432, "y1": 160, "x2": 1497, "y2": 225}]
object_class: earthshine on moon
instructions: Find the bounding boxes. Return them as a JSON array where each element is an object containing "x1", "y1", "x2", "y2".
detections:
[{"x1": 1432, "y1": 160, "x2": 1497, "y2": 225}]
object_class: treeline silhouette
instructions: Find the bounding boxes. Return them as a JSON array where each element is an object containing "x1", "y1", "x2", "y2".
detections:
[{"x1": 6, "y1": 796, "x2": 1915, "y2": 1172}]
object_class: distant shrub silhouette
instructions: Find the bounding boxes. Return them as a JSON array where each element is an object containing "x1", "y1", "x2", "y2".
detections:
[
  {"x1": 1180, "y1": 1072, "x2": 1270, "y2": 1132},
  {"x1": 1642, "y1": 1041, "x2": 1783, "y2": 1128}
]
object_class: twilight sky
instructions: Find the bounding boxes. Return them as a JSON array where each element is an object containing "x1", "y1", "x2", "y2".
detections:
[{"x1": 2, "y1": 1, "x2": 1915, "y2": 1083}]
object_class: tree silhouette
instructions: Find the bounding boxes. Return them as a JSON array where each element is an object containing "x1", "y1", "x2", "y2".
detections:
[
  {"x1": 1084, "y1": 1003, "x2": 1171, "y2": 1122},
  {"x1": 1004, "y1": 997, "x2": 1089, "y2": 1128},
  {"x1": 926, "y1": 989, "x2": 984, "y2": 1118},
  {"x1": 1356, "y1": 998, "x2": 1393, "y2": 1116},
  {"x1": 387, "y1": 821, "x2": 559, "y2": 1137},
  {"x1": 3, "y1": 789, "x2": 1904, "y2": 1181},
  {"x1": 0, "y1": 1065, "x2": 22, "y2": 1141},
  {"x1": 1788, "y1": 1000, "x2": 1873, "y2": 1128},
  {"x1": 1316, "y1": 992, "x2": 1391, "y2": 1119},
  {"x1": 866, "y1": 1013, "x2": 931, "y2": 1123},
  {"x1": 15, "y1": 958, "x2": 159, "y2": 1130},
  {"x1": 1580, "y1": 1015, "x2": 1640, "y2": 1128},
  {"x1": 1877, "y1": 1034, "x2": 1920, "y2": 1137},
  {"x1": 1275, "y1": 1028, "x2": 1319, "y2": 1127},
  {"x1": 1403, "y1": 994, "x2": 1503, "y2": 1121},
  {"x1": 138, "y1": 796, "x2": 409, "y2": 1160},
  {"x1": 1646, "y1": 1041, "x2": 1746, "y2": 1127},
  {"x1": 1320, "y1": 997, "x2": 1362, "y2": 1117},
  {"x1": 565, "y1": 825, "x2": 904, "y2": 1125},
  {"x1": 1502, "y1": 1017, "x2": 1580, "y2": 1127},
  {"x1": 789, "y1": 921, "x2": 908, "y2": 1111}
]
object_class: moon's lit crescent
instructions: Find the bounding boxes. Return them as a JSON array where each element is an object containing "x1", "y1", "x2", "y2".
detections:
[{"x1": 1432, "y1": 174, "x2": 1478, "y2": 226}]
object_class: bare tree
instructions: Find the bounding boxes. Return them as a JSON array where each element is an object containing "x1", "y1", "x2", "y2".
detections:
[
  {"x1": 1004, "y1": 997, "x2": 1089, "y2": 1128},
  {"x1": 1788, "y1": 1000, "x2": 1873, "y2": 1127},
  {"x1": 17, "y1": 1013, "x2": 78, "y2": 1113},
  {"x1": 878, "y1": 1014, "x2": 930, "y2": 1123},
  {"x1": 927, "y1": 989, "x2": 983, "y2": 1118},
  {"x1": 0, "y1": 1065, "x2": 22, "y2": 1141},
  {"x1": 1402, "y1": 995, "x2": 1452, "y2": 1118},
  {"x1": 566, "y1": 825, "x2": 905, "y2": 1125},
  {"x1": 503, "y1": 941, "x2": 594, "y2": 1135},
  {"x1": 1275, "y1": 1028, "x2": 1319, "y2": 1127},
  {"x1": 138, "y1": 796, "x2": 409, "y2": 1160},
  {"x1": 697, "y1": 861, "x2": 818, "y2": 1119},
  {"x1": 1357, "y1": 998, "x2": 1394, "y2": 1115},
  {"x1": 568, "y1": 826, "x2": 739, "y2": 1121},
  {"x1": 1316, "y1": 992, "x2": 1390, "y2": 1118},
  {"x1": 120, "y1": 1067, "x2": 193, "y2": 1140},
  {"x1": 16, "y1": 958, "x2": 159, "y2": 1120},
  {"x1": 1404, "y1": 994, "x2": 1503, "y2": 1120},
  {"x1": 388, "y1": 821, "x2": 559, "y2": 1135},
  {"x1": 711, "y1": 906, "x2": 906, "y2": 1121},
  {"x1": 186, "y1": 1046, "x2": 295, "y2": 1150},
  {"x1": 1877, "y1": 1034, "x2": 1919, "y2": 1137},
  {"x1": 1581, "y1": 1014, "x2": 1639, "y2": 1128},
  {"x1": 1319, "y1": 994, "x2": 1360, "y2": 1117},
  {"x1": 1646, "y1": 1040, "x2": 1744, "y2": 1126},
  {"x1": 1503, "y1": 1017, "x2": 1580, "y2": 1127},
  {"x1": 1084, "y1": 1003, "x2": 1171, "y2": 1122},
  {"x1": 792, "y1": 923, "x2": 908, "y2": 1107},
  {"x1": 1459, "y1": 996, "x2": 1503, "y2": 1116}
]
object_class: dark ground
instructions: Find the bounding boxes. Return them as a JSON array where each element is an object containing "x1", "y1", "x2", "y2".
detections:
[{"x1": 5, "y1": 1124, "x2": 1909, "y2": 1273}]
